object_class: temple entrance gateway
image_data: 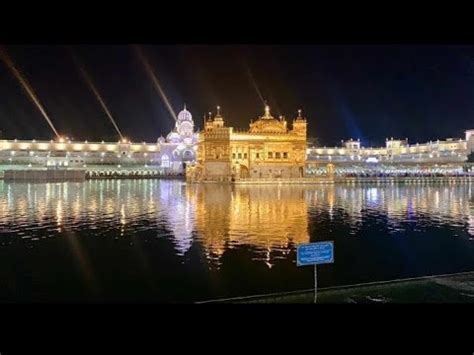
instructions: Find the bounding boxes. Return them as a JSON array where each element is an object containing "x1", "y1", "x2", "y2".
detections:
[{"x1": 240, "y1": 165, "x2": 249, "y2": 179}]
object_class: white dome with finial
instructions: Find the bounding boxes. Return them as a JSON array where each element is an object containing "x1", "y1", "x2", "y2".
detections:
[{"x1": 177, "y1": 104, "x2": 193, "y2": 122}]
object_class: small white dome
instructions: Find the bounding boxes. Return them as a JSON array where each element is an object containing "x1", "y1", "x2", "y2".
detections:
[{"x1": 167, "y1": 131, "x2": 181, "y2": 143}]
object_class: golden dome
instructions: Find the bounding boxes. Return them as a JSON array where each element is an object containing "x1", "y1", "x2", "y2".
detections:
[{"x1": 249, "y1": 105, "x2": 287, "y2": 134}]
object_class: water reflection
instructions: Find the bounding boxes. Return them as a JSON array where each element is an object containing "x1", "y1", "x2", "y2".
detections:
[
  {"x1": 158, "y1": 181, "x2": 194, "y2": 255},
  {"x1": 2, "y1": 180, "x2": 474, "y2": 300},
  {"x1": 189, "y1": 184, "x2": 309, "y2": 267},
  {"x1": 1, "y1": 181, "x2": 474, "y2": 245},
  {"x1": 305, "y1": 184, "x2": 474, "y2": 235}
]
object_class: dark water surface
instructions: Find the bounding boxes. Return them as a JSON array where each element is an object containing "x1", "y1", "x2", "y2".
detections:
[{"x1": 1, "y1": 180, "x2": 474, "y2": 302}]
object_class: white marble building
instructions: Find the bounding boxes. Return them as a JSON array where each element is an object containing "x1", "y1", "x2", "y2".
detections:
[{"x1": 0, "y1": 106, "x2": 198, "y2": 175}]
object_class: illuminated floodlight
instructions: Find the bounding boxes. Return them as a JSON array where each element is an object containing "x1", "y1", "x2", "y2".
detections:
[
  {"x1": 70, "y1": 49, "x2": 124, "y2": 141},
  {"x1": 133, "y1": 45, "x2": 177, "y2": 122},
  {"x1": 0, "y1": 47, "x2": 60, "y2": 138}
]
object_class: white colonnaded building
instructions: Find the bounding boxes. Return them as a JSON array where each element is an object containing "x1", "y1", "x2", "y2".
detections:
[
  {"x1": 1, "y1": 103, "x2": 474, "y2": 179},
  {"x1": 0, "y1": 106, "x2": 198, "y2": 177}
]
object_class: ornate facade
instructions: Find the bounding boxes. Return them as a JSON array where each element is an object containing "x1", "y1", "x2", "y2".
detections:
[
  {"x1": 158, "y1": 105, "x2": 199, "y2": 172},
  {"x1": 187, "y1": 106, "x2": 307, "y2": 182}
]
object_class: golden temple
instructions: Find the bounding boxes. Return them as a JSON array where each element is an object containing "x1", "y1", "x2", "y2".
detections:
[{"x1": 187, "y1": 105, "x2": 307, "y2": 182}]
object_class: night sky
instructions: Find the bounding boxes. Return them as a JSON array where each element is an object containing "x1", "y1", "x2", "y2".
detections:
[{"x1": 1, "y1": 45, "x2": 474, "y2": 147}]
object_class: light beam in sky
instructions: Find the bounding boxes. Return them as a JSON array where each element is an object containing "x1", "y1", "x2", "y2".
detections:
[
  {"x1": 69, "y1": 48, "x2": 124, "y2": 140},
  {"x1": 244, "y1": 61, "x2": 266, "y2": 106},
  {"x1": 133, "y1": 45, "x2": 177, "y2": 122},
  {"x1": 0, "y1": 46, "x2": 60, "y2": 138}
]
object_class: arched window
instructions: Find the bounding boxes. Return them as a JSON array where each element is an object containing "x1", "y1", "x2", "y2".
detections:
[{"x1": 161, "y1": 154, "x2": 170, "y2": 168}]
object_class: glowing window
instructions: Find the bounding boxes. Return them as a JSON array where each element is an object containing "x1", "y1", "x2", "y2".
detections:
[{"x1": 161, "y1": 154, "x2": 170, "y2": 168}]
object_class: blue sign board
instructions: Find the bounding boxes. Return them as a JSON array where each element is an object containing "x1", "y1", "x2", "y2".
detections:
[{"x1": 297, "y1": 241, "x2": 334, "y2": 266}]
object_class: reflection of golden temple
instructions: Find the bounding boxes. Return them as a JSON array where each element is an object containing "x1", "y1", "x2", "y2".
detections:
[
  {"x1": 188, "y1": 184, "x2": 309, "y2": 262},
  {"x1": 187, "y1": 184, "x2": 231, "y2": 257},
  {"x1": 326, "y1": 163, "x2": 335, "y2": 176},
  {"x1": 3, "y1": 180, "x2": 474, "y2": 265},
  {"x1": 228, "y1": 186, "x2": 309, "y2": 248},
  {"x1": 187, "y1": 105, "x2": 307, "y2": 182}
]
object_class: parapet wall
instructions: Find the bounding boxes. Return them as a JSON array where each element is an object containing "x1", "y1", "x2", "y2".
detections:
[{"x1": 3, "y1": 169, "x2": 86, "y2": 181}]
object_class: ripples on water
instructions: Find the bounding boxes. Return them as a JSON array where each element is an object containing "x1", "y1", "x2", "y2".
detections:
[{"x1": 0, "y1": 180, "x2": 474, "y2": 302}]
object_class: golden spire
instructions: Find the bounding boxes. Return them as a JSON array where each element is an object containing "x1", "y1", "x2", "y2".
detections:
[{"x1": 264, "y1": 104, "x2": 270, "y2": 117}]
